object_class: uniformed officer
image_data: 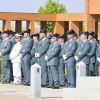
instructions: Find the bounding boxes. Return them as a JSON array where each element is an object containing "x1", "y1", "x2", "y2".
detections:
[
  {"x1": 0, "y1": 30, "x2": 12, "y2": 83},
  {"x1": 10, "y1": 34, "x2": 22, "y2": 85},
  {"x1": 9, "y1": 30, "x2": 16, "y2": 48},
  {"x1": 45, "y1": 34, "x2": 61, "y2": 89},
  {"x1": 31, "y1": 33, "x2": 39, "y2": 66},
  {"x1": 74, "y1": 33, "x2": 82, "y2": 46},
  {"x1": 19, "y1": 29, "x2": 33, "y2": 86},
  {"x1": 88, "y1": 32, "x2": 97, "y2": 76},
  {"x1": 58, "y1": 35, "x2": 65, "y2": 86},
  {"x1": 62, "y1": 29, "x2": 77, "y2": 88},
  {"x1": 94, "y1": 34, "x2": 99, "y2": 75},
  {"x1": 75, "y1": 32, "x2": 91, "y2": 76},
  {"x1": 36, "y1": 29, "x2": 50, "y2": 87}
]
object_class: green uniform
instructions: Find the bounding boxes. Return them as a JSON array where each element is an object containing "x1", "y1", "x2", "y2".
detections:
[
  {"x1": 31, "y1": 41, "x2": 39, "y2": 65},
  {"x1": 0, "y1": 38, "x2": 12, "y2": 83}
]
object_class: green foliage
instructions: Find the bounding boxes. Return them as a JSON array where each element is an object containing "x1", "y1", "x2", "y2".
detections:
[
  {"x1": 98, "y1": 22, "x2": 100, "y2": 34},
  {"x1": 38, "y1": 0, "x2": 67, "y2": 33}
]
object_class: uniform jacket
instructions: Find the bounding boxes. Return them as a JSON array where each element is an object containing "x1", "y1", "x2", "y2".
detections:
[
  {"x1": 76, "y1": 38, "x2": 82, "y2": 47},
  {"x1": 10, "y1": 42, "x2": 22, "y2": 63},
  {"x1": 46, "y1": 42, "x2": 61, "y2": 66},
  {"x1": 31, "y1": 41, "x2": 39, "y2": 63},
  {"x1": 97, "y1": 43, "x2": 100, "y2": 65},
  {"x1": 59, "y1": 43, "x2": 64, "y2": 64},
  {"x1": 89, "y1": 40, "x2": 97, "y2": 63},
  {"x1": 75, "y1": 40, "x2": 91, "y2": 64},
  {"x1": 62, "y1": 38, "x2": 77, "y2": 63},
  {"x1": 11, "y1": 37, "x2": 16, "y2": 49},
  {"x1": 20, "y1": 37, "x2": 33, "y2": 60},
  {"x1": 37, "y1": 38, "x2": 50, "y2": 62},
  {"x1": 0, "y1": 38, "x2": 12, "y2": 60}
]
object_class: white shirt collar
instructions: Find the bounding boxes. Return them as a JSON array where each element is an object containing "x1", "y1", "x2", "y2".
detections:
[
  {"x1": 26, "y1": 37, "x2": 30, "y2": 40},
  {"x1": 4, "y1": 38, "x2": 9, "y2": 41},
  {"x1": 83, "y1": 39, "x2": 87, "y2": 42},
  {"x1": 53, "y1": 41, "x2": 57, "y2": 44},
  {"x1": 61, "y1": 42, "x2": 64, "y2": 45},
  {"x1": 90, "y1": 40, "x2": 93, "y2": 42},
  {"x1": 42, "y1": 37, "x2": 46, "y2": 41},
  {"x1": 69, "y1": 38, "x2": 72, "y2": 42}
]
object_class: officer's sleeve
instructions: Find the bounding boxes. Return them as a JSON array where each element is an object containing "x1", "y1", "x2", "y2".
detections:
[
  {"x1": 66, "y1": 41, "x2": 77, "y2": 59},
  {"x1": 89, "y1": 42, "x2": 97, "y2": 57},
  {"x1": 39, "y1": 40, "x2": 50, "y2": 57},
  {"x1": 11, "y1": 44, "x2": 22, "y2": 59},
  {"x1": 1, "y1": 41, "x2": 12, "y2": 56},
  {"x1": 48, "y1": 44, "x2": 61, "y2": 60},
  {"x1": 97, "y1": 44, "x2": 100, "y2": 58},
  {"x1": 21, "y1": 40, "x2": 33, "y2": 57},
  {"x1": 31, "y1": 48, "x2": 35, "y2": 57},
  {"x1": 77, "y1": 42, "x2": 91, "y2": 60}
]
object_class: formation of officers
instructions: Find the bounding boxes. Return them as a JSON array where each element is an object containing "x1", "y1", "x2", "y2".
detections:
[{"x1": 0, "y1": 28, "x2": 100, "y2": 89}]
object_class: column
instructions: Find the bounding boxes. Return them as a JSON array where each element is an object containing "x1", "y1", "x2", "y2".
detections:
[
  {"x1": 15, "y1": 20, "x2": 22, "y2": 32},
  {"x1": 3, "y1": 20, "x2": 11, "y2": 31},
  {"x1": 69, "y1": 21, "x2": 82, "y2": 35},
  {"x1": 40, "y1": 21, "x2": 46, "y2": 30},
  {"x1": 52, "y1": 21, "x2": 64, "y2": 35},
  {"x1": 26, "y1": 20, "x2": 34, "y2": 34}
]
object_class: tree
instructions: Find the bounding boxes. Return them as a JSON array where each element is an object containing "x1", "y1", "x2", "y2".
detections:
[{"x1": 38, "y1": 0, "x2": 67, "y2": 33}]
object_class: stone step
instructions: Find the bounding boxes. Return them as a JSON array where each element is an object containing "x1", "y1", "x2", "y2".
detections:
[
  {"x1": 78, "y1": 77, "x2": 100, "y2": 89},
  {"x1": 63, "y1": 88, "x2": 100, "y2": 100}
]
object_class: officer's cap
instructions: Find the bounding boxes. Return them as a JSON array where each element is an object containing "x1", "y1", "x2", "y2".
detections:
[
  {"x1": 89, "y1": 32, "x2": 95, "y2": 37},
  {"x1": 58, "y1": 35, "x2": 65, "y2": 39},
  {"x1": 73, "y1": 33, "x2": 78, "y2": 37},
  {"x1": 2, "y1": 30, "x2": 9, "y2": 35},
  {"x1": 81, "y1": 31, "x2": 89, "y2": 36},
  {"x1": 47, "y1": 35, "x2": 52, "y2": 39},
  {"x1": 40, "y1": 29, "x2": 47, "y2": 34},
  {"x1": 31, "y1": 33, "x2": 39, "y2": 38},
  {"x1": 9, "y1": 30, "x2": 15, "y2": 36},
  {"x1": 23, "y1": 29, "x2": 31, "y2": 34},
  {"x1": 51, "y1": 33, "x2": 60, "y2": 38},
  {"x1": 66, "y1": 29, "x2": 75, "y2": 35},
  {"x1": 93, "y1": 34, "x2": 98, "y2": 40},
  {"x1": 19, "y1": 32, "x2": 24, "y2": 36},
  {"x1": 15, "y1": 34, "x2": 22, "y2": 38}
]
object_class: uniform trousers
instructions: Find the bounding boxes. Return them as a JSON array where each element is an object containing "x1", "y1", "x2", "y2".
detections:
[
  {"x1": 58, "y1": 63, "x2": 65, "y2": 85},
  {"x1": 12, "y1": 63, "x2": 21, "y2": 84},
  {"x1": 65, "y1": 62, "x2": 76, "y2": 87}
]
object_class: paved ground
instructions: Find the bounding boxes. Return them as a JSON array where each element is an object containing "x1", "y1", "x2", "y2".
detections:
[{"x1": 0, "y1": 84, "x2": 63, "y2": 100}]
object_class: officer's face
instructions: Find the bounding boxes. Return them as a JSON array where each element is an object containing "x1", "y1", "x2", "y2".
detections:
[
  {"x1": 24, "y1": 33, "x2": 30, "y2": 38},
  {"x1": 73, "y1": 36, "x2": 78, "y2": 40},
  {"x1": 2, "y1": 33, "x2": 8, "y2": 40},
  {"x1": 81, "y1": 34, "x2": 87, "y2": 41},
  {"x1": 15, "y1": 37, "x2": 21, "y2": 42},
  {"x1": 51, "y1": 37, "x2": 57, "y2": 43},
  {"x1": 9, "y1": 34, "x2": 13, "y2": 39},
  {"x1": 33, "y1": 36, "x2": 38, "y2": 42},
  {"x1": 67, "y1": 34, "x2": 73, "y2": 40},
  {"x1": 40, "y1": 33, "x2": 45, "y2": 39},
  {"x1": 88, "y1": 35, "x2": 93, "y2": 41},
  {"x1": 58, "y1": 38, "x2": 64, "y2": 43}
]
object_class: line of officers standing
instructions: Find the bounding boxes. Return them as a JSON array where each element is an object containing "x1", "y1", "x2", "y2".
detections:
[{"x1": 0, "y1": 28, "x2": 100, "y2": 89}]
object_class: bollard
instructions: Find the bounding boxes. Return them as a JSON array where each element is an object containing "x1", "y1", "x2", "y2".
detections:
[
  {"x1": 30, "y1": 63, "x2": 41, "y2": 98},
  {"x1": 76, "y1": 61, "x2": 86, "y2": 88}
]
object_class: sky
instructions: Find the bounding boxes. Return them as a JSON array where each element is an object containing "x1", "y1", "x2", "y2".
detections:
[
  {"x1": 0, "y1": 0, "x2": 85, "y2": 27},
  {"x1": 0, "y1": 0, "x2": 85, "y2": 13}
]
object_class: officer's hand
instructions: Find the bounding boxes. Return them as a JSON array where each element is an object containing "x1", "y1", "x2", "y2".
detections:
[
  {"x1": 75, "y1": 56, "x2": 78, "y2": 61},
  {"x1": 45, "y1": 56, "x2": 48, "y2": 61},
  {"x1": 35, "y1": 53, "x2": 38, "y2": 57},
  {"x1": 97, "y1": 58, "x2": 100, "y2": 62},
  {"x1": 63, "y1": 55, "x2": 67, "y2": 60},
  {"x1": 37, "y1": 53, "x2": 40, "y2": 57},
  {"x1": 19, "y1": 54, "x2": 22, "y2": 58},
  {"x1": 0, "y1": 52, "x2": 1, "y2": 56}
]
